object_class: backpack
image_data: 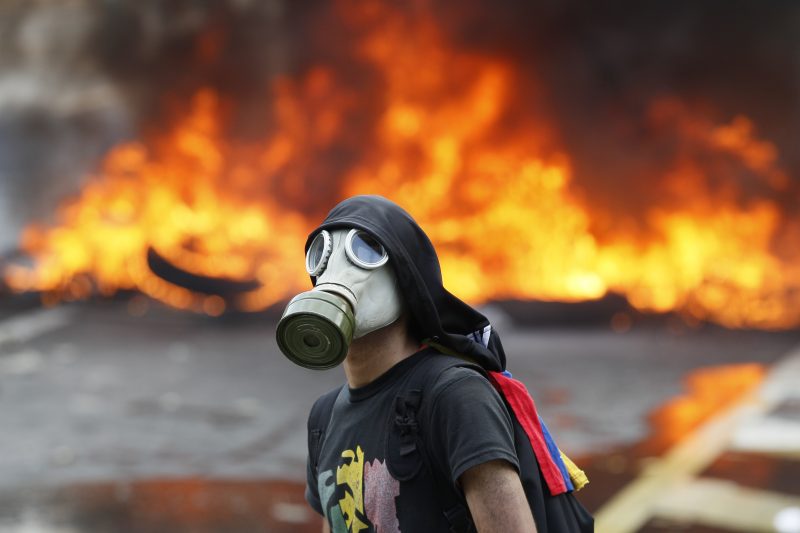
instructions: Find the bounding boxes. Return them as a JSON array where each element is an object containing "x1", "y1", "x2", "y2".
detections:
[{"x1": 308, "y1": 352, "x2": 594, "y2": 532}]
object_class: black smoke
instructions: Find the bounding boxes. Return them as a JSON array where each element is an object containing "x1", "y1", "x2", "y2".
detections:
[{"x1": 1, "y1": 0, "x2": 798, "y2": 247}]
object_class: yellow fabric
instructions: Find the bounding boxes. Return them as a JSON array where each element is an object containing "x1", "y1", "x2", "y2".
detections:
[{"x1": 560, "y1": 451, "x2": 589, "y2": 491}]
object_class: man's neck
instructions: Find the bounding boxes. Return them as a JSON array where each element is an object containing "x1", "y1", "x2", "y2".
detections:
[{"x1": 343, "y1": 318, "x2": 419, "y2": 388}]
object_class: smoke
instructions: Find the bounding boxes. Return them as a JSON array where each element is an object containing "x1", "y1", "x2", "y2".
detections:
[
  {"x1": 423, "y1": 0, "x2": 800, "y2": 237},
  {"x1": 0, "y1": 1, "x2": 130, "y2": 250},
  {"x1": 1, "y1": 0, "x2": 798, "y2": 248},
  {"x1": 537, "y1": 1, "x2": 800, "y2": 236},
  {"x1": 0, "y1": 0, "x2": 294, "y2": 251}
]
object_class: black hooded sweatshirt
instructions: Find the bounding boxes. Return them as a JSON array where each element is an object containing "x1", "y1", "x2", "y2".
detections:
[{"x1": 307, "y1": 194, "x2": 507, "y2": 372}]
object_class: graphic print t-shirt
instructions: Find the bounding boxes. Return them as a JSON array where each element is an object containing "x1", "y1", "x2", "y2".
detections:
[{"x1": 306, "y1": 350, "x2": 519, "y2": 532}]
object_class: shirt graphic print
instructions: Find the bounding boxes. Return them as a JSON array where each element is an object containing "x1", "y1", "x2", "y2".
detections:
[
  {"x1": 318, "y1": 444, "x2": 400, "y2": 533},
  {"x1": 306, "y1": 350, "x2": 519, "y2": 532}
]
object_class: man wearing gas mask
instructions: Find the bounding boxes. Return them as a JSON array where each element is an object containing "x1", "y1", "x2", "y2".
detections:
[{"x1": 277, "y1": 195, "x2": 591, "y2": 532}]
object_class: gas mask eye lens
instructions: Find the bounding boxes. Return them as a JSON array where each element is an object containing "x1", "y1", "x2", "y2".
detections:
[
  {"x1": 306, "y1": 230, "x2": 332, "y2": 276},
  {"x1": 345, "y1": 229, "x2": 389, "y2": 269}
]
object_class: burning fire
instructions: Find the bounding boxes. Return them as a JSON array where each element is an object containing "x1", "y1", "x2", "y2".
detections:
[
  {"x1": 4, "y1": 90, "x2": 311, "y2": 316},
  {"x1": 4, "y1": 2, "x2": 800, "y2": 328},
  {"x1": 646, "y1": 363, "x2": 765, "y2": 450}
]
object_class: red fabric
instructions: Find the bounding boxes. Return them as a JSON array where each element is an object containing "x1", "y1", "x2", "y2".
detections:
[{"x1": 488, "y1": 371, "x2": 568, "y2": 495}]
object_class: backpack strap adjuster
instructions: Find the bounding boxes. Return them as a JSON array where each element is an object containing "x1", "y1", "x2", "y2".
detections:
[{"x1": 387, "y1": 389, "x2": 425, "y2": 480}]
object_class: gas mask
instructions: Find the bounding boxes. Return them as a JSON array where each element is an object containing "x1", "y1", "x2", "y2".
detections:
[{"x1": 276, "y1": 228, "x2": 403, "y2": 369}]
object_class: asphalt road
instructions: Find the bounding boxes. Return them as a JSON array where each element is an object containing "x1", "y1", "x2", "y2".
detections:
[{"x1": 1, "y1": 299, "x2": 798, "y2": 531}]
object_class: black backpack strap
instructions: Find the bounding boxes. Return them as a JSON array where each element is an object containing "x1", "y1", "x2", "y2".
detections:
[
  {"x1": 390, "y1": 354, "x2": 484, "y2": 533},
  {"x1": 390, "y1": 354, "x2": 594, "y2": 533},
  {"x1": 308, "y1": 385, "x2": 344, "y2": 475}
]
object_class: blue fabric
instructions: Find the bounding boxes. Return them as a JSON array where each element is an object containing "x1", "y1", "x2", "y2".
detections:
[{"x1": 539, "y1": 417, "x2": 574, "y2": 492}]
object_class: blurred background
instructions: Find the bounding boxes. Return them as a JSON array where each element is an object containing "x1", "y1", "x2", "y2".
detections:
[{"x1": 1, "y1": 0, "x2": 799, "y2": 531}]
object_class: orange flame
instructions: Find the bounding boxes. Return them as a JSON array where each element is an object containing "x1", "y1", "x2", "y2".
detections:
[
  {"x1": 5, "y1": 91, "x2": 310, "y2": 314},
  {"x1": 4, "y1": 2, "x2": 800, "y2": 328},
  {"x1": 646, "y1": 363, "x2": 765, "y2": 450}
]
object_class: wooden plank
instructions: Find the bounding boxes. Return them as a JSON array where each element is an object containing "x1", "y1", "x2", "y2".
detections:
[
  {"x1": 594, "y1": 399, "x2": 760, "y2": 532},
  {"x1": 653, "y1": 478, "x2": 800, "y2": 532},
  {"x1": 594, "y1": 345, "x2": 800, "y2": 533}
]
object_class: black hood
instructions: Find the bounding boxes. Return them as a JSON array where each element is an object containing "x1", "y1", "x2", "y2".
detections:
[{"x1": 305, "y1": 195, "x2": 506, "y2": 372}]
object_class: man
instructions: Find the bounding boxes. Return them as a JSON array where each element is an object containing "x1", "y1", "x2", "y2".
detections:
[{"x1": 277, "y1": 195, "x2": 540, "y2": 532}]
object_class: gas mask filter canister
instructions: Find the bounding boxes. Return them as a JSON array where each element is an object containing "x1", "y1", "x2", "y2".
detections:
[{"x1": 276, "y1": 228, "x2": 403, "y2": 369}]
